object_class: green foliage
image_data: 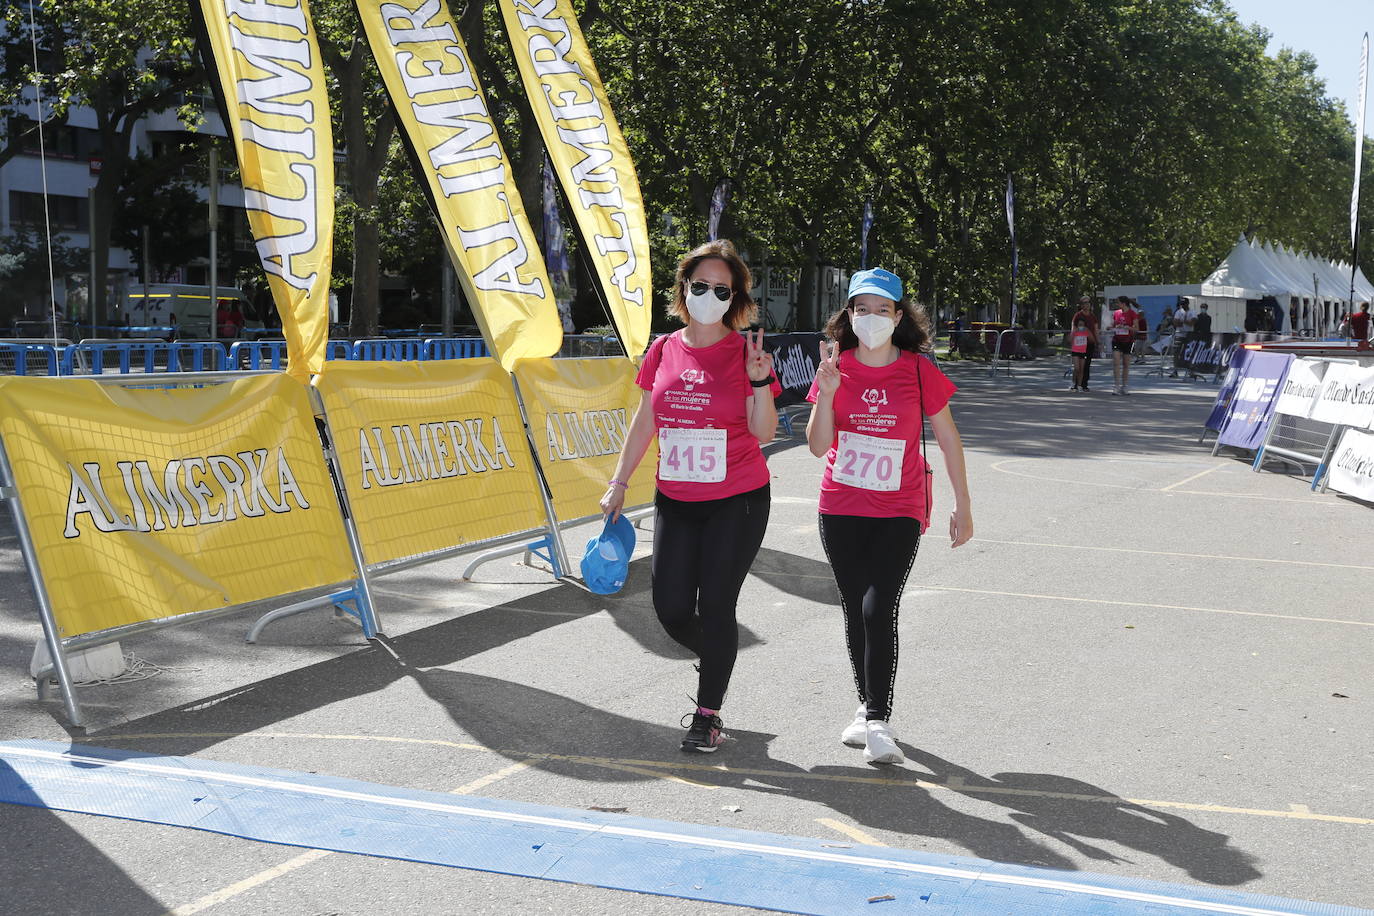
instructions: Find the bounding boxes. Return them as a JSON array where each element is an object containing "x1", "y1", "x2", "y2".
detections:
[
  {"x1": 7, "y1": 0, "x2": 1372, "y2": 329},
  {"x1": 0, "y1": 228, "x2": 83, "y2": 323}
]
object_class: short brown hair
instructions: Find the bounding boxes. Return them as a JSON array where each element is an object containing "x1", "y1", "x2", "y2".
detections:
[{"x1": 667, "y1": 239, "x2": 757, "y2": 330}]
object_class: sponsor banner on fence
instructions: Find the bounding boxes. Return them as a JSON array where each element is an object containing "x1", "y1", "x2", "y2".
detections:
[
  {"x1": 513, "y1": 357, "x2": 656, "y2": 521},
  {"x1": 1327, "y1": 426, "x2": 1374, "y2": 502},
  {"x1": 0, "y1": 376, "x2": 353, "y2": 639},
  {"x1": 192, "y1": 0, "x2": 334, "y2": 380},
  {"x1": 1204, "y1": 347, "x2": 1254, "y2": 432},
  {"x1": 1216, "y1": 351, "x2": 1292, "y2": 450},
  {"x1": 1183, "y1": 336, "x2": 1240, "y2": 376},
  {"x1": 315, "y1": 360, "x2": 546, "y2": 566},
  {"x1": 1274, "y1": 358, "x2": 1330, "y2": 419},
  {"x1": 499, "y1": 0, "x2": 652, "y2": 358},
  {"x1": 357, "y1": 0, "x2": 561, "y2": 370},
  {"x1": 1308, "y1": 363, "x2": 1374, "y2": 429},
  {"x1": 764, "y1": 333, "x2": 823, "y2": 407}
]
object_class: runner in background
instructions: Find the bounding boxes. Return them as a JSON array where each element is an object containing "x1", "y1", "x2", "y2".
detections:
[
  {"x1": 1069, "y1": 317, "x2": 1093, "y2": 391},
  {"x1": 1110, "y1": 295, "x2": 1139, "y2": 395},
  {"x1": 1348, "y1": 301, "x2": 1369, "y2": 345},
  {"x1": 1070, "y1": 296, "x2": 1099, "y2": 390},
  {"x1": 1131, "y1": 299, "x2": 1149, "y2": 364},
  {"x1": 806, "y1": 268, "x2": 973, "y2": 766},
  {"x1": 600, "y1": 239, "x2": 779, "y2": 754}
]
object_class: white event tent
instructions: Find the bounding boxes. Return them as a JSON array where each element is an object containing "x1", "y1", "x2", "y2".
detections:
[{"x1": 1103, "y1": 236, "x2": 1374, "y2": 337}]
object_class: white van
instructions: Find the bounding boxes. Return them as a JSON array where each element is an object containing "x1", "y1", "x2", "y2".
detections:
[{"x1": 121, "y1": 285, "x2": 264, "y2": 339}]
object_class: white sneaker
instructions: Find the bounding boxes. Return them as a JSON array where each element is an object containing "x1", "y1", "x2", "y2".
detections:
[
  {"x1": 840, "y1": 705, "x2": 868, "y2": 747},
  {"x1": 863, "y1": 720, "x2": 904, "y2": 765}
]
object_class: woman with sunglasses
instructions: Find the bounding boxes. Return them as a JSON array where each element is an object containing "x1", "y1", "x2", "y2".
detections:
[
  {"x1": 601, "y1": 239, "x2": 779, "y2": 753},
  {"x1": 806, "y1": 268, "x2": 973, "y2": 765}
]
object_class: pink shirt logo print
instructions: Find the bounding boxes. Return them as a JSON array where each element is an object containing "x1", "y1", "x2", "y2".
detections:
[
  {"x1": 861, "y1": 388, "x2": 889, "y2": 412},
  {"x1": 679, "y1": 368, "x2": 708, "y2": 390}
]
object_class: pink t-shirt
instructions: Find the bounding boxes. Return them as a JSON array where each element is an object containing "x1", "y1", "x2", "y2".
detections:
[
  {"x1": 1112, "y1": 309, "x2": 1138, "y2": 339},
  {"x1": 806, "y1": 350, "x2": 957, "y2": 528},
  {"x1": 636, "y1": 330, "x2": 779, "y2": 501}
]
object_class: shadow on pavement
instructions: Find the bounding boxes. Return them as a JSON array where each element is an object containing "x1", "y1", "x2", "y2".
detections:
[
  {"x1": 412, "y1": 669, "x2": 1264, "y2": 882},
  {"x1": 0, "y1": 758, "x2": 166, "y2": 916}
]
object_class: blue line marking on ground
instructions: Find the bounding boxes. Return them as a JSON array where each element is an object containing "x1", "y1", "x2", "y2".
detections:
[{"x1": 0, "y1": 740, "x2": 1366, "y2": 916}]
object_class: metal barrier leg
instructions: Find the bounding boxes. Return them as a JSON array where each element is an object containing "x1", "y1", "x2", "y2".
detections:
[
  {"x1": 247, "y1": 397, "x2": 383, "y2": 644},
  {"x1": 1313, "y1": 425, "x2": 1345, "y2": 493},
  {"x1": 0, "y1": 435, "x2": 85, "y2": 728},
  {"x1": 245, "y1": 589, "x2": 356, "y2": 644}
]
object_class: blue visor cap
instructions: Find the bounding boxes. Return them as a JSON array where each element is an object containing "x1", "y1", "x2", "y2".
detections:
[
  {"x1": 847, "y1": 268, "x2": 903, "y2": 303},
  {"x1": 581, "y1": 515, "x2": 636, "y2": 595}
]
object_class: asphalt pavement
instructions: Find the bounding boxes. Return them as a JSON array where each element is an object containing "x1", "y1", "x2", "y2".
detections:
[{"x1": 1, "y1": 354, "x2": 1370, "y2": 915}]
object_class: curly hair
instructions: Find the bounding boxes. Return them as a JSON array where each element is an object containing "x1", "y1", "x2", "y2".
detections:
[{"x1": 823, "y1": 295, "x2": 935, "y2": 353}]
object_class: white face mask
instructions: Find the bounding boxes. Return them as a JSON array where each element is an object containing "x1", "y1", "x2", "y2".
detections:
[
  {"x1": 685, "y1": 287, "x2": 730, "y2": 325},
  {"x1": 851, "y1": 312, "x2": 896, "y2": 349}
]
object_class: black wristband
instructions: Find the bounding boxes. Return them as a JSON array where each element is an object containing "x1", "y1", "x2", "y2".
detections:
[{"x1": 749, "y1": 375, "x2": 775, "y2": 388}]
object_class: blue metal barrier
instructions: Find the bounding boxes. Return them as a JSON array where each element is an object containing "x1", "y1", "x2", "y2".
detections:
[
  {"x1": 63, "y1": 341, "x2": 227, "y2": 375},
  {"x1": 424, "y1": 337, "x2": 489, "y2": 360},
  {"x1": 351, "y1": 339, "x2": 426, "y2": 361},
  {"x1": 0, "y1": 343, "x2": 60, "y2": 376},
  {"x1": 229, "y1": 339, "x2": 288, "y2": 370}
]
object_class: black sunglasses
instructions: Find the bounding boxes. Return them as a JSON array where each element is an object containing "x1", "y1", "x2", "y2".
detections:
[{"x1": 686, "y1": 280, "x2": 733, "y2": 302}]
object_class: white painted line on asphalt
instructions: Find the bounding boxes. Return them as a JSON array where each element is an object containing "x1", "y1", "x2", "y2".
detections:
[
  {"x1": 90, "y1": 733, "x2": 1374, "y2": 827},
  {"x1": 816, "y1": 817, "x2": 887, "y2": 847},
  {"x1": 990, "y1": 458, "x2": 1347, "y2": 505},
  {"x1": 166, "y1": 848, "x2": 332, "y2": 915},
  {"x1": 1160, "y1": 463, "x2": 1227, "y2": 491},
  {"x1": 913, "y1": 585, "x2": 1374, "y2": 628},
  {"x1": 160, "y1": 758, "x2": 537, "y2": 915},
  {"x1": 10, "y1": 744, "x2": 1321, "y2": 916},
  {"x1": 972, "y1": 539, "x2": 1374, "y2": 572}
]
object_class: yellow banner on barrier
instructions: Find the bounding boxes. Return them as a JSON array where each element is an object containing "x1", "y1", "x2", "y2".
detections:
[
  {"x1": 315, "y1": 360, "x2": 547, "y2": 565},
  {"x1": 0, "y1": 376, "x2": 354, "y2": 639},
  {"x1": 192, "y1": 0, "x2": 334, "y2": 380},
  {"x1": 513, "y1": 357, "x2": 656, "y2": 521},
  {"x1": 500, "y1": 0, "x2": 652, "y2": 358},
  {"x1": 357, "y1": 0, "x2": 562, "y2": 370}
]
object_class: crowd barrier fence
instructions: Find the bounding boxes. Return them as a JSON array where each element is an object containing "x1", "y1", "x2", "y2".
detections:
[
  {"x1": 988, "y1": 329, "x2": 1058, "y2": 377},
  {"x1": 0, "y1": 342, "x2": 63, "y2": 376},
  {"x1": 1249, "y1": 357, "x2": 1374, "y2": 492},
  {"x1": 0, "y1": 370, "x2": 381, "y2": 728},
  {"x1": 60, "y1": 340, "x2": 229, "y2": 375},
  {"x1": 2, "y1": 342, "x2": 809, "y2": 722}
]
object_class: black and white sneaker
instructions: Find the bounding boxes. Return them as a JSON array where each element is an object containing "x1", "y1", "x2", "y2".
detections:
[{"x1": 680, "y1": 711, "x2": 724, "y2": 753}]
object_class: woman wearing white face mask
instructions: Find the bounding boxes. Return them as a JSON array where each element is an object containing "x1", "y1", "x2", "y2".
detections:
[
  {"x1": 601, "y1": 239, "x2": 778, "y2": 753},
  {"x1": 806, "y1": 268, "x2": 973, "y2": 765}
]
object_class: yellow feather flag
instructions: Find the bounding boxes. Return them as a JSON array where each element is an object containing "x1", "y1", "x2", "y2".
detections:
[
  {"x1": 192, "y1": 0, "x2": 334, "y2": 380},
  {"x1": 356, "y1": 0, "x2": 562, "y2": 370},
  {"x1": 499, "y1": 0, "x2": 652, "y2": 358}
]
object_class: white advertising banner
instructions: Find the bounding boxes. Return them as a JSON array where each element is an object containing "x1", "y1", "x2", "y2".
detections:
[
  {"x1": 1274, "y1": 358, "x2": 1329, "y2": 418},
  {"x1": 1327, "y1": 427, "x2": 1374, "y2": 502},
  {"x1": 1309, "y1": 363, "x2": 1374, "y2": 428}
]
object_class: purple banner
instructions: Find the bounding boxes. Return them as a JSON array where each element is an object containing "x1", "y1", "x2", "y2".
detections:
[
  {"x1": 1204, "y1": 346, "x2": 1253, "y2": 431},
  {"x1": 1216, "y1": 352, "x2": 1294, "y2": 450}
]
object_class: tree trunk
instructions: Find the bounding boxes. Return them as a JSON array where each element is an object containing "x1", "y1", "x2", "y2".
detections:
[
  {"x1": 89, "y1": 121, "x2": 132, "y2": 332},
  {"x1": 332, "y1": 39, "x2": 394, "y2": 339}
]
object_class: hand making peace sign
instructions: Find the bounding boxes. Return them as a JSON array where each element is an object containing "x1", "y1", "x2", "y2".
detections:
[
  {"x1": 744, "y1": 327, "x2": 774, "y2": 382},
  {"x1": 813, "y1": 339, "x2": 840, "y2": 397}
]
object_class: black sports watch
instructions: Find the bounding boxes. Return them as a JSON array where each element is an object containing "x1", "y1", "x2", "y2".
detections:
[{"x1": 750, "y1": 375, "x2": 775, "y2": 388}]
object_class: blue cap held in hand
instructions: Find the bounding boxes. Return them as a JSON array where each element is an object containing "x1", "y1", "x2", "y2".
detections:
[
  {"x1": 581, "y1": 515, "x2": 636, "y2": 594},
  {"x1": 847, "y1": 268, "x2": 903, "y2": 303}
]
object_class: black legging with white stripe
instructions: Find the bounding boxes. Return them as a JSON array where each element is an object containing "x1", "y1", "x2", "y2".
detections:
[{"x1": 818, "y1": 513, "x2": 921, "y2": 722}]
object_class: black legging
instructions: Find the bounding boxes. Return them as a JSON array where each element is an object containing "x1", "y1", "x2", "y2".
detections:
[
  {"x1": 652, "y1": 484, "x2": 770, "y2": 710},
  {"x1": 818, "y1": 513, "x2": 921, "y2": 722}
]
